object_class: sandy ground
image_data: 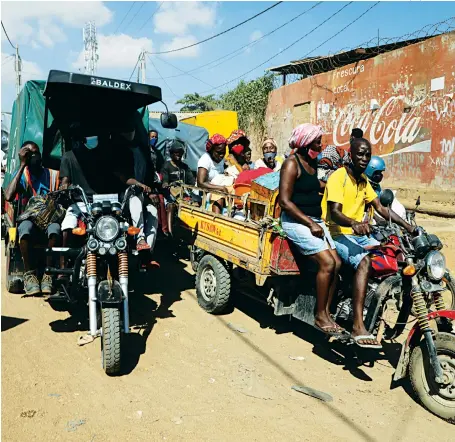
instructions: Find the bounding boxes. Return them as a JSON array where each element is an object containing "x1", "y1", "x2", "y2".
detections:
[{"x1": 2, "y1": 213, "x2": 455, "y2": 442}]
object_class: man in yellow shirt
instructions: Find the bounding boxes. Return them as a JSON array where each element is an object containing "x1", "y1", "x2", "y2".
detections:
[{"x1": 322, "y1": 138, "x2": 414, "y2": 349}]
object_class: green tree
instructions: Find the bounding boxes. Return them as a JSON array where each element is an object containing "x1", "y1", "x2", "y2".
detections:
[{"x1": 176, "y1": 93, "x2": 219, "y2": 112}]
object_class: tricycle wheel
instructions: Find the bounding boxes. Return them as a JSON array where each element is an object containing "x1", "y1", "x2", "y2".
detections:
[
  {"x1": 101, "y1": 306, "x2": 121, "y2": 375},
  {"x1": 409, "y1": 332, "x2": 455, "y2": 423},
  {"x1": 196, "y1": 255, "x2": 231, "y2": 314},
  {"x1": 5, "y1": 242, "x2": 23, "y2": 294}
]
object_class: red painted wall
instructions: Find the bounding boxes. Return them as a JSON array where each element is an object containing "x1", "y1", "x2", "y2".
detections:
[{"x1": 266, "y1": 33, "x2": 455, "y2": 190}]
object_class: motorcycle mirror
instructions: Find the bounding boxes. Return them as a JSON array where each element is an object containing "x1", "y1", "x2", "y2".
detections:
[
  {"x1": 379, "y1": 189, "x2": 394, "y2": 207},
  {"x1": 160, "y1": 112, "x2": 178, "y2": 129}
]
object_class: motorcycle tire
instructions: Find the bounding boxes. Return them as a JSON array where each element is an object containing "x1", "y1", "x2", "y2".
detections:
[
  {"x1": 101, "y1": 306, "x2": 121, "y2": 375},
  {"x1": 409, "y1": 332, "x2": 455, "y2": 424},
  {"x1": 196, "y1": 255, "x2": 231, "y2": 314}
]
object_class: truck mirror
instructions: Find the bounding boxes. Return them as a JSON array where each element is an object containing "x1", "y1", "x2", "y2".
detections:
[{"x1": 161, "y1": 113, "x2": 178, "y2": 129}]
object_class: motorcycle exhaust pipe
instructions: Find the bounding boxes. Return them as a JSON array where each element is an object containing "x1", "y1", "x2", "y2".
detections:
[
  {"x1": 87, "y1": 253, "x2": 98, "y2": 336},
  {"x1": 119, "y1": 253, "x2": 129, "y2": 333}
]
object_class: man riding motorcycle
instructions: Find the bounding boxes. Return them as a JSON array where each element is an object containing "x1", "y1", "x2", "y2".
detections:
[
  {"x1": 322, "y1": 137, "x2": 415, "y2": 349},
  {"x1": 364, "y1": 155, "x2": 407, "y2": 221}
]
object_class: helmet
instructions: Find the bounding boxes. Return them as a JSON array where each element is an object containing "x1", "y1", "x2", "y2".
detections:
[{"x1": 365, "y1": 156, "x2": 386, "y2": 180}]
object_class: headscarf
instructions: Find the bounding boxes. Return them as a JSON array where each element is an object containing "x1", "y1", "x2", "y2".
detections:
[
  {"x1": 227, "y1": 129, "x2": 250, "y2": 147},
  {"x1": 261, "y1": 138, "x2": 278, "y2": 152},
  {"x1": 288, "y1": 123, "x2": 323, "y2": 150},
  {"x1": 206, "y1": 133, "x2": 227, "y2": 152}
]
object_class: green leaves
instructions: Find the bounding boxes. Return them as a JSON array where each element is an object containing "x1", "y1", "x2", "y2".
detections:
[{"x1": 176, "y1": 93, "x2": 219, "y2": 112}]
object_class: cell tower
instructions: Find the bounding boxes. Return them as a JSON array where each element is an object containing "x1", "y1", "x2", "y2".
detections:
[{"x1": 83, "y1": 21, "x2": 99, "y2": 75}]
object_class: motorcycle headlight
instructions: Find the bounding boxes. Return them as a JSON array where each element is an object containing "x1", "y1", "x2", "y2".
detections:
[
  {"x1": 95, "y1": 216, "x2": 120, "y2": 242},
  {"x1": 426, "y1": 251, "x2": 446, "y2": 281}
]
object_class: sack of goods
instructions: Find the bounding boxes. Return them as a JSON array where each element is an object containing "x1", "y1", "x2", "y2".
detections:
[{"x1": 17, "y1": 194, "x2": 65, "y2": 230}]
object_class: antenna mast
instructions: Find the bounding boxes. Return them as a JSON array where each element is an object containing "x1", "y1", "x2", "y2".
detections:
[{"x1": 83, "y1": 21, "x2": 99, "y2": 75}]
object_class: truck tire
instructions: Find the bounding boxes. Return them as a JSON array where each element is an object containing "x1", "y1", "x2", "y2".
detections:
[
  {"x1": 101, "y1": 307, "x2": 121, "y2": 375},
  {"x1": 409, "y1": 332, "x2": 455, "y2": 423},
  {"x1": 196, "y1": 255, "x2": 231, "y2": 314}
]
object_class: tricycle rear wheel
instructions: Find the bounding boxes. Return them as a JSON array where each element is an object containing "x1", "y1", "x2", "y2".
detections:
[
  {"x1": 409, "y1": 332, "x2": 455, "y2": 423},
  {"x1": 196, "y1": 255, "x2": 231, "y2": 314}
]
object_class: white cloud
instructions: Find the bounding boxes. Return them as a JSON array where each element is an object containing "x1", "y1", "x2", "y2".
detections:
[
  {"x1": 72, "y1": 34, "x2": 154, "y2": 70},
  {"x1": 1, "y1": 1, "x2": 112, "y2": 48},
  {"x1": 159, "y1": 36, "x2": 199, "y2": 59},
  {"x1": 250, "y1": 30, "x2": 263, "y2": 43},
  {"x1": 1, "y1": 52, "x2": 44, "y2": 84},
  {"x1": 153, "y1": 2, "x2": 216, "y2": 36}
]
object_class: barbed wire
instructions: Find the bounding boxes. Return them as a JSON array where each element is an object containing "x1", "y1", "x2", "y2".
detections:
[{"x1": 274, "y1": 16, "x2": 455, "y2": 88}]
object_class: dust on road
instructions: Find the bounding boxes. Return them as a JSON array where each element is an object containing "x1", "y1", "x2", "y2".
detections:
[{"x1": 2, "y1": 214, "x2": 454, "y2": 442}]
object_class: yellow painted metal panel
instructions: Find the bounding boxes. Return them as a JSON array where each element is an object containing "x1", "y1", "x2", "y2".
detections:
[{"x1": 180, "y1": 110, "x2": 238, "y2": 139}]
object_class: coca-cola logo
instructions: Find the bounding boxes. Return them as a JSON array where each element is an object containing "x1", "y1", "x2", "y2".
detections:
[{"x1": 331, "y1": 96, "x2": 423, "y2": 147}]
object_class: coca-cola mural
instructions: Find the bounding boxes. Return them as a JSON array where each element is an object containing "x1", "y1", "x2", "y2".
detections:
[{"x1": 266, "y1": 32, "x2": 455, "y2": 190}]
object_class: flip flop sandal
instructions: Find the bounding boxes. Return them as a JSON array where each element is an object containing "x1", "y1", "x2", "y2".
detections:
[
  {"x1": 314, "y1": 324, "x2": 346, "y2": 337},
  {"x1": 353, "y1": 334, "x2": 382, "y2": 350}
]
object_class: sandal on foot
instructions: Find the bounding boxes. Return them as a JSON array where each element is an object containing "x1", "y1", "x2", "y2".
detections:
[
  {"x1": 314, "y1": 324, "x2": 346, "y2": 337},
  {"x1": 353, "y1": 334, "x2": 382, "y2": 349},
  {"x1": 136, "y1": 240, "x2": 151, "y2": 251}
]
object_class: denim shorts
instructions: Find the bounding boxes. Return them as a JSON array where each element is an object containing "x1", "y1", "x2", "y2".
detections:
[
  {"x1": 281, "y1": 212, "x2": 336, "y2": 256},
  {"x1": 333, "y1": 234, "x2": 380, "y2": 270},
  {"x1": 18, "y1": 219, "x2": 61, "y2": 240}
]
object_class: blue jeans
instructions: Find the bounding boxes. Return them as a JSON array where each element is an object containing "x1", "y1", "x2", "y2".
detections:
[{"x1": 333, "y1": 234, "x2": 379, "y2": 270}]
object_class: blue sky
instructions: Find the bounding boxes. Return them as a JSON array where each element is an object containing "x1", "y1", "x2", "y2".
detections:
[{"x1": 2, "y1": 1, "x2": 455, "y2": 112}]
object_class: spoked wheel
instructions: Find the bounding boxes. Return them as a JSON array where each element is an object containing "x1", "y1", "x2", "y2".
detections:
[
  {"x1": 196, "y1": 255, "x2": 231, "y2": 314},
  {"x1": 409, "y1": 332, "x2": 455, "y2": 423},
  {"x1": 101, "y1": 306, "x2": 121, "y2": 375}
]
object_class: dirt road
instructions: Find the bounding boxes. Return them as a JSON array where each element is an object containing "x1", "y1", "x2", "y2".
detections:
[{"x1": 2, "y1": 214, "x2": 454, "y2": 442}]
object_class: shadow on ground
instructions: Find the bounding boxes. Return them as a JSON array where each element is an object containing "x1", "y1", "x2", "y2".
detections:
[{"x1": 1, "y1": 315, "x2": 28, "y2": 332}]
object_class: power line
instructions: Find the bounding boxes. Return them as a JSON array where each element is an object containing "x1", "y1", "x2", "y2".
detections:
[
  {"x1": 123, "y1": 2, "x2": 146, "y2": 32},
  {"x1": 147, "y1": 55, "x2": 178, "y2": 98},
  {"x1": 146, "y1": 2, "x2": 322, "y2": 81},
  {"x1": 2, "y1": 55, "x2": 14, "y2": 66},
  {"x1": 1, "y1": 21, "x2": 16, "y2": 49},
  {"x1": 137, "y1": 1, "x2": 163, "y2": 33},
  {"x1": 148, "y1": 1, "x2": 283, "y2": 55},
  {"x1": 129, "y1": 55, "x2": 141, "y2": 81},
  {"x1": 199, "y1": 2, "x2": 354, "y2": 94},
  {"x1": 114, "y1": 2, "x2": 137, "y2": 34},
  {"x1": 154, "y1": 55, "x2": 214, "y2": 88}
]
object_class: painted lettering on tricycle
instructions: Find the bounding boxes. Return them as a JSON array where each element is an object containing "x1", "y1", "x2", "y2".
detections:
[{"x1": 200, "y1": 221, "x2": 222, "y2": 237}]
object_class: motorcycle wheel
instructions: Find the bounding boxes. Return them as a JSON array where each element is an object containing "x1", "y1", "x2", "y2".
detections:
[
  {"x1": 440, "y1": 273, "x2": 455, "y2": 311},
  {"x1": 101, "y1": 306, "x2": 121, "y2": 375},
  {"x1": 409, "y1": 332, "x2": 455, "y2": 423}
]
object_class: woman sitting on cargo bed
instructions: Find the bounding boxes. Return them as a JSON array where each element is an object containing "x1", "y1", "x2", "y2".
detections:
[
  {"x1": 279, "y1": 123, "x2": 344, "y2": 336},
  {"x1": 197, "y1": 134, "x2": 231, "y2": 214}
]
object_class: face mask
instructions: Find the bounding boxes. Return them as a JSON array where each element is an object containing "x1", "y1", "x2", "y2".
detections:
[
  {"x1": 85, "y1": 136, "x2": 98, "y2": 149},
  {"x1": 307, "y1": 148, "x2": 319, "y2": 160},
  {"x1": 149, "y1": 138, "x2": 157, "y2": 147},
  {"x1": 29, "y1": 154, "x2": 42, "y2": 171},
  {"x1": 264, "y1": 152, "x2": 277, "y2": 161}
]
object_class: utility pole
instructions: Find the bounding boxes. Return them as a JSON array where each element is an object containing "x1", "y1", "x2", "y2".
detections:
[
  {"x1": 14, "y1": 45, "x2": 21, "y2": 97},
  {"x1": 83, "y1": 21, "x2": 99, "y2": 75},
  {"x1": 137, "y1": 50, "x2": 146, "y2": 83}
]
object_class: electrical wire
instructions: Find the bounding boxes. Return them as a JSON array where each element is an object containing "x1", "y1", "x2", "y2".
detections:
[
  {"x1": 114, "y1": 2, "x2": 137, "y2": 34},
  {"x1": 123, "y1": 2, "x2": 146, "y2": 32},
  {"x1": 154, "y1": 55, "x2": 214, "y2": 88},
  {"x1": 2, "y1": 55, "x2": 14, "y2": 66},
  {"x1": 199, "y1": 1, "x2": 354, "y2": 94},
  {"x1": 145, "y1": 2, "x2": 322, "y2": 81},
  {"x1": 137, "y1": 1, "x2": 163, "y2": 33},
  {"x1": 147, "y1": 55, "x2": 178, "y2": 98},
  {"x1": 1, "y1": 21, "x2": 16, "y2": 49},
  {"x1": 129, "y1": 55, "x2": 141, "y2": 81},
  {"x1": 148, "y1": 1, "x2": 283, "y2": 55}
]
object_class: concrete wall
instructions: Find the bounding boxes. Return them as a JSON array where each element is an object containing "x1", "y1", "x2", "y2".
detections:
[{"x1": 265, "y1": 32, "x2": 455, "y2": 192}]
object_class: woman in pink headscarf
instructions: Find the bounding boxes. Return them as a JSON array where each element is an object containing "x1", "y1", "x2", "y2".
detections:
[{"x1": 279, "y1": 123, "x2": 344, "y2": 336}]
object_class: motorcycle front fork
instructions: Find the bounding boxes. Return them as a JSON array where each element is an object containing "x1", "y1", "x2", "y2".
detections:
[
  {"x1": 410, "y1": 274, "x2": 444, "y2": 383},
  {"x1": 87, "y1": 252, "x2": 130, "y2": 336}
]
